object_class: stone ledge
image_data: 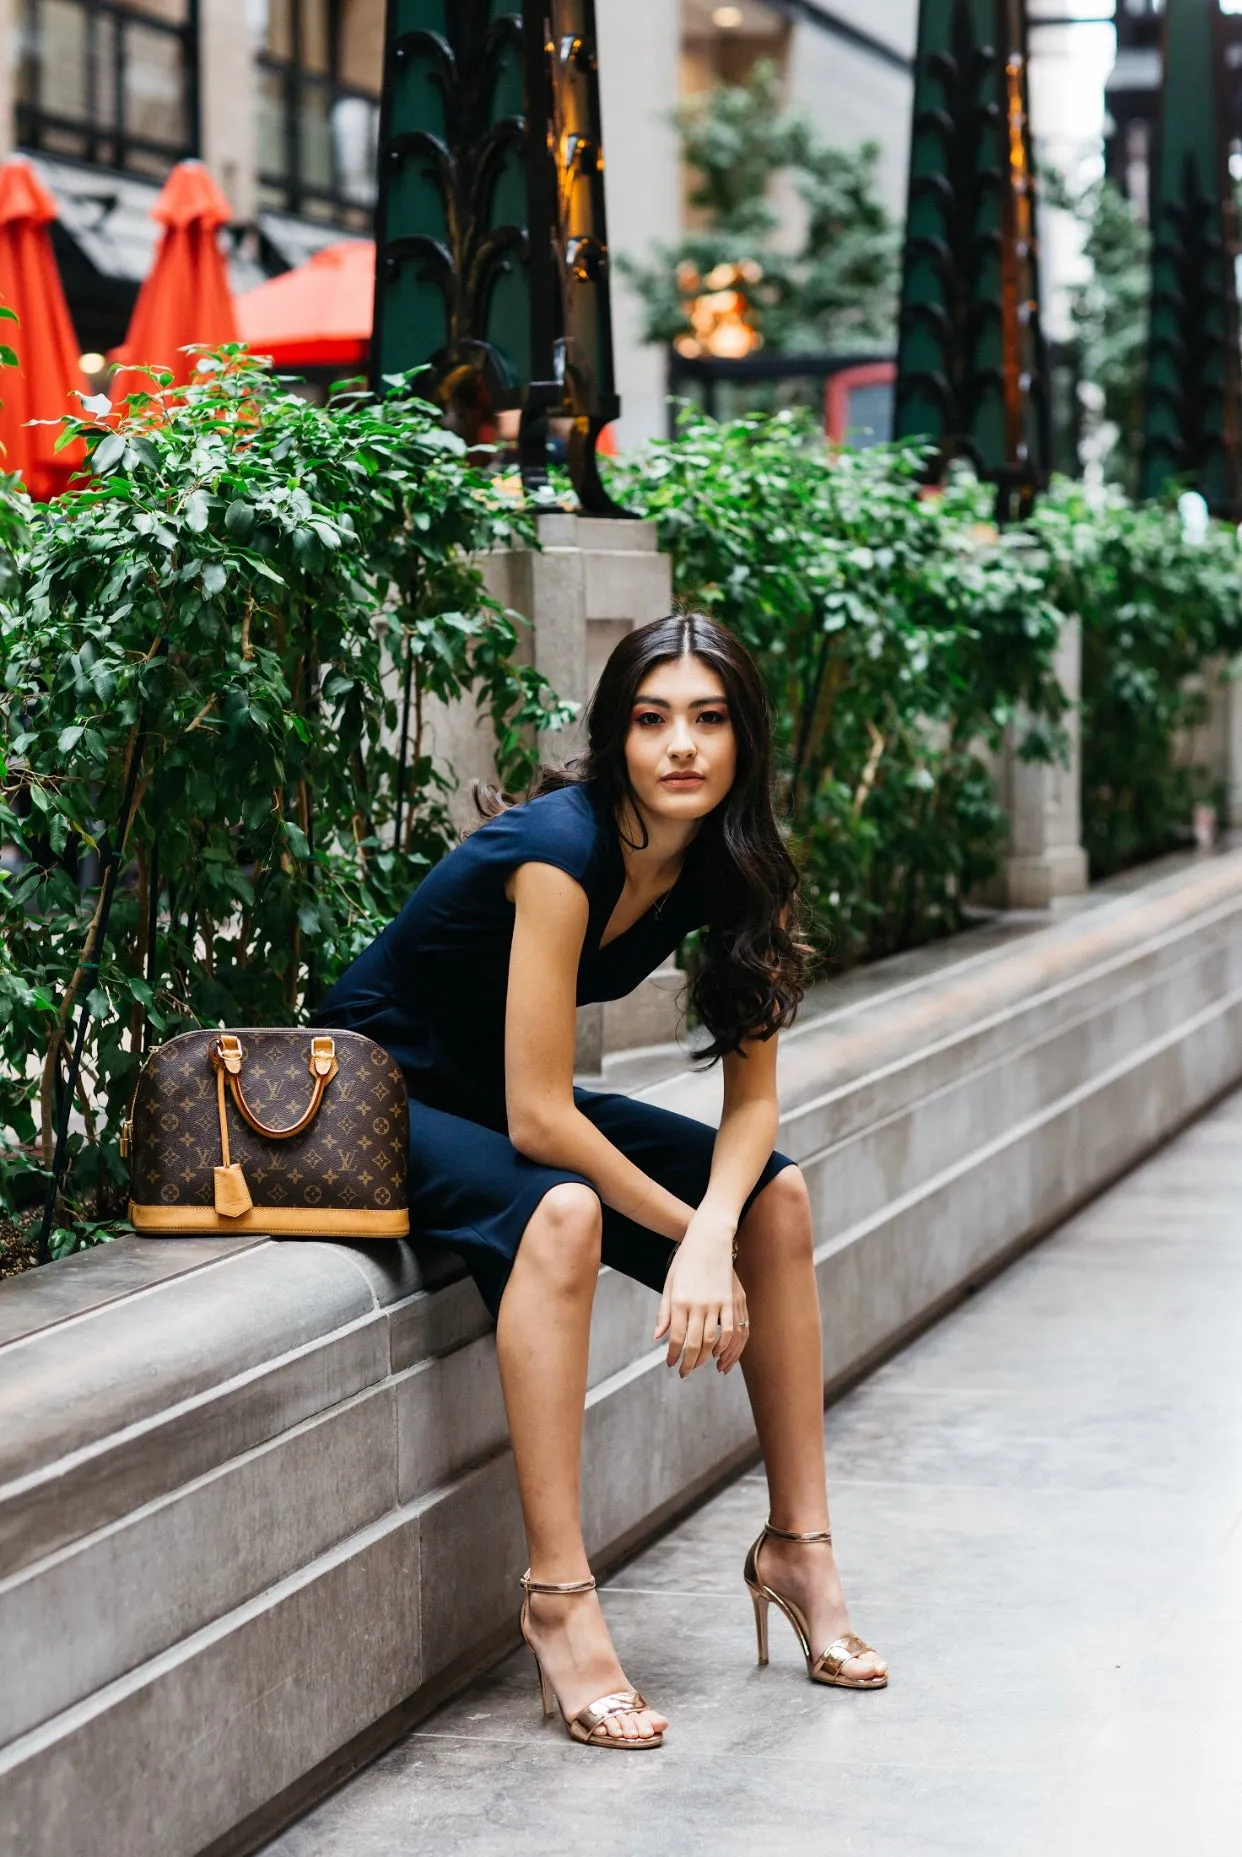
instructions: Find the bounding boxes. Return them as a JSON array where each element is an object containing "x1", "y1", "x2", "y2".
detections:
[{"x1": 4, "y1": 848, "x2": 1242, "y2": 1856}]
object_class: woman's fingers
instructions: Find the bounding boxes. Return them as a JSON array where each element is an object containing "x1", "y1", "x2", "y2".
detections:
[
  {"x1": 693, "y1": 1319, "x2": 718, "y2": 1374},
  {"x1": 678, "y1": 1310, "x2": 705, "y2": 1377},
  {"x1": 666, "y1": 1301, "x2": 690, "y2": 1369},
  {"x1": 717, "y1": 1285, "x2": 749, "y2": 1372},
  {"x1": 690, "y1": 1305, "x2": 727, "y2": 1374},
  {"x1": 653, "y1": 1279, "x2": 672, "y2": 1343},
  {"x1": 716, "y1": 1329, "x2": 740, "y2": 1372},
  {"x1": 717, "y1": 1327, "x2": 743, "y2": 1371}
]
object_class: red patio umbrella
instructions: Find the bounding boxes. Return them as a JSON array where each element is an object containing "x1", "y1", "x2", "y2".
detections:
[
  {"x1": 111, "y1": 160, "x2": 237, "y2": 388},
  {"x1": 235, "y1": 240, "x2": 374, "y2": 369},
  {"x1": 0, "y1": 157, "x2": 85, "y2": 500}
]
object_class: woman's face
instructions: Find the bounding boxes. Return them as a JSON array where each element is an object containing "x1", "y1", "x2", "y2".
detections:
[{"x1": 624, "y1": 653, "x2": 738, "y2": 827}]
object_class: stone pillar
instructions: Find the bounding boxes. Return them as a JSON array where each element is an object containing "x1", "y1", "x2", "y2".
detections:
[
  {"x1": 471, "y1": 516, "x2": 678, "y2": 1066},
  {"x1": 473, "y1": 514, "x2": 672, "y2": 771},
  {"x1": 199, "y1": 0, "x2": 257, "y2": 220},
  {"x1": 1003, "y1": 615, "x2": 1090, "y2": 908},
  {"x1": 1187, "y1": 656, "x2": 1242, "y2": 829},
  {"x1": 1223, "y1": 666, "x2": 1242, "y2": 827}
]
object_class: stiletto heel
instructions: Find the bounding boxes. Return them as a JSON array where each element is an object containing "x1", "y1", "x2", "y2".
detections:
[
  {"x1": 519, "y1": 1571, "x2": 665, "y2": 1750},
  {"x1": 750, "y1": 1587, "x2": 771, "y2": 1666},
  {"x1": 743, "y1": 1522, "x2": 888, "y2": 1691},
  {"x1": 529, "y1": 1647, "x2": 556, "y2": 1718}
]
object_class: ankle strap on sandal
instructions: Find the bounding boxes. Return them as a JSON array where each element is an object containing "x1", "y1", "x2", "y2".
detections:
[
  {"x1": 520, "y1": 1570, "x2": 598, "y2": 1596},
  {"x1": 765, "y1": 1521, "x2": 833, "y2": 1545}
]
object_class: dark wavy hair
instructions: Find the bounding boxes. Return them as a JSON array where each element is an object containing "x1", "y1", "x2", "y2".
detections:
[{"x1": 478, "y1": 613, "x2": 805, "y2": 1058}]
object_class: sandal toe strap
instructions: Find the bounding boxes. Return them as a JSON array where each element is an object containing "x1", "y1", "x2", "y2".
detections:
[
  {"x1": 572, "y1": 1690, "x2": 649, "y2": 1740},
  {"x1": 816, "y1": 1633, "x2": 875, "y2": 1678}
]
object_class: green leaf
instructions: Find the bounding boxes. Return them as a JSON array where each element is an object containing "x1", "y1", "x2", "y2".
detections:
[
  {"x1": 125, "y1": 435, "x2": 161, "y2": 473},
  {"x1": 92, "y1": 432, "x2": 125, "y2": 473},
  {"x1": 57, "y1": 725, "x2": 86, "y2": 754},
  {"x1": 283, "y1": 821, "x2": 311, "y2": 860},
  {"x1": 292, "y1": 529, "x2": 325, "y2": 575},
  {"x1": 225, "y1": 498, "x2": 255, "y2": 537},
  {"x1": 202, "y1": 561, "x2": 228, "y2": 597},
  {"x1": 186, "y1": 489, "x2": 212, "y2": 533}
]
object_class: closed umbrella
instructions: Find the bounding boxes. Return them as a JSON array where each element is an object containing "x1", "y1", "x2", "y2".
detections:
[
  {"x1": 111, "y1": 160, "x2": 237, "y2": 387},
  {"x1": 0, "y1": 157, "x2": 85, "y2": 500},
  {"x1": 236, "y1": 240, "x2": 374, "y2": 369}
]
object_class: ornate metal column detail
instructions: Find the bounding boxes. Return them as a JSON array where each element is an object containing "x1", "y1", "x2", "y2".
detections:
[
  {"x1": 371, "y1": 0, "x2": 625, "y2": 514},
  {"x1": 1140, "y1": 0, "x2": 1241, "y2": 517},
  {"x1": 894, "y1": 0, "x2": 1050, "y2": 520}
]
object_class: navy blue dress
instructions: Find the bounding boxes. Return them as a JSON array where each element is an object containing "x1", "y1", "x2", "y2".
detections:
[{"x1": 315, "y1": 782, "x2": 792, "y2": 1316}]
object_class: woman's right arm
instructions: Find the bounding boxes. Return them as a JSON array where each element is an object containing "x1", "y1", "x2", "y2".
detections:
[{"x1": 504, "y1": 861, "x2": 693, "y2": 1241}]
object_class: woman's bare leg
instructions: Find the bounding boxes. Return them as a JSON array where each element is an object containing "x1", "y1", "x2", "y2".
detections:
[
  {"x1": 496, "y1": 1182, "x2": 667, "y2": 1739},
  {"x1": 736, "y1": 1166, "x2": 886, "y2": 1681}
]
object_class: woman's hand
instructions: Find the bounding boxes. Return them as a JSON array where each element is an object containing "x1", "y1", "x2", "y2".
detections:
[{"x1": 654, "y1": 1209, "x2": 743, "y2": 1378}]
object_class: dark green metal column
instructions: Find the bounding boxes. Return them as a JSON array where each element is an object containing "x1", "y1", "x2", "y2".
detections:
[
  {"x1": 369, "y1": 1, "x2": 626, "y2": 514},
  {"x1": 1141, "y1": 0, "x2": 1241, "y2": 517},
  {"x1": 895, "y1": 0, "x2": 1050, "y2": 519}
]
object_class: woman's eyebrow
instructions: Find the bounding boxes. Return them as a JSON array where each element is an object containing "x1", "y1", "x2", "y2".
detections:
[{"x1": 631, "y1": 695, "x2": 730, "y2": 709}]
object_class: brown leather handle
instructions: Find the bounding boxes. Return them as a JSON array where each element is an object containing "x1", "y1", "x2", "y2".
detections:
[{"x1": 209, "y1": 1035, "x2": 340, "y2": 1141}]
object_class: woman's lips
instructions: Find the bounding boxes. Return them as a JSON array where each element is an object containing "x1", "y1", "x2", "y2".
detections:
[{"x1": 661, "y1": 772, "x2": 706, "y2": 785}]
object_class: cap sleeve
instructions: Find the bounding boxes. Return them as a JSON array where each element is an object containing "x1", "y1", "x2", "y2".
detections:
[{"x1": 478, "y1": 783, "x2": 605, "y2": 895}]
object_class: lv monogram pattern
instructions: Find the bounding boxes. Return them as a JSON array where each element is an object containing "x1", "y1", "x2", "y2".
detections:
[{"x1": 130, "y1": 1029, "x2": 409, "y2": 1212}]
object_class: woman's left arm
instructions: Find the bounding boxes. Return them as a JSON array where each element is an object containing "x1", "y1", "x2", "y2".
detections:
[
  {"x1": 655, "y1": 1033, "x2": 781, "y2": 1375},
  {"x1": 700, "y1": 1034, "x2": 781, "y2": 1236}
]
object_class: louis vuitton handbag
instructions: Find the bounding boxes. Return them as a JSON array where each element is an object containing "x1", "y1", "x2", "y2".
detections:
[{"x1": 123, "y1": 1028, "x2": 410, "y2": 1238}]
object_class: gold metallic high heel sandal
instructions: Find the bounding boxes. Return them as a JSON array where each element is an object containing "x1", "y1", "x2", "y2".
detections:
[
  {"x1": 743, "y1": 1522, "x2": 888, "y2": 1691},
  {"x1": 519, "y1": 1572, "x2": 665, "y2": 1750}
]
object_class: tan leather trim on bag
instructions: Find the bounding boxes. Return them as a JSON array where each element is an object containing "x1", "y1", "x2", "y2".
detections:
[{"x1": 129, "y1": 1203, "x2": 410, "y2": 1237}]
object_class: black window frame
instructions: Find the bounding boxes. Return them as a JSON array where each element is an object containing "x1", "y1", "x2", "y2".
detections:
[
  {"x1": 15, "y1": 0, "x2": 201, "y2": 177},
  {"x1": 255, "y1": 0, "x2": 379, "y2": 225}
]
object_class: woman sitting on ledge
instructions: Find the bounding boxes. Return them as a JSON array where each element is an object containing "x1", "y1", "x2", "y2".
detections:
[{"x1": 316, "y1": 613, "x2": 887, "y2": 1749}]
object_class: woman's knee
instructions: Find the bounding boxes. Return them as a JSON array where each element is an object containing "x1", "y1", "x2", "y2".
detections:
[
  {"x1": 521, "y1": 1181, "x2": 603, "y2": 1289},
  {"x1": 740, "y1": 1164, "x2": 813, "y2": 1262}
]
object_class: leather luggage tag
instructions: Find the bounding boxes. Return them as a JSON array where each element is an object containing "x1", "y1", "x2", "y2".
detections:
[{"x1": 213, "y1": 1163, "x2": 254, "y2": 1218}]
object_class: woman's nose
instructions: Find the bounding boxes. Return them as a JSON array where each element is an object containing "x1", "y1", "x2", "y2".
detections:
[{"x1": 668, "y1": 723, "x2": 696, "y2": 759}]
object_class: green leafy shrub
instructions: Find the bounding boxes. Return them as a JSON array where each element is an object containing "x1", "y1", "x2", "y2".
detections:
[
  {"x1": 610, "y1": 409, "x2": 1067, "y2": 962},
  {"x1": 1032, "y1": 481, "x2": 1242, "y2": 877},
  {"x1": 0, "y1": 350, "x2": 568, "y2": 1242},
  {"x1": 0, "y1": 301, "x2": 36, "y2": 1266}
]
